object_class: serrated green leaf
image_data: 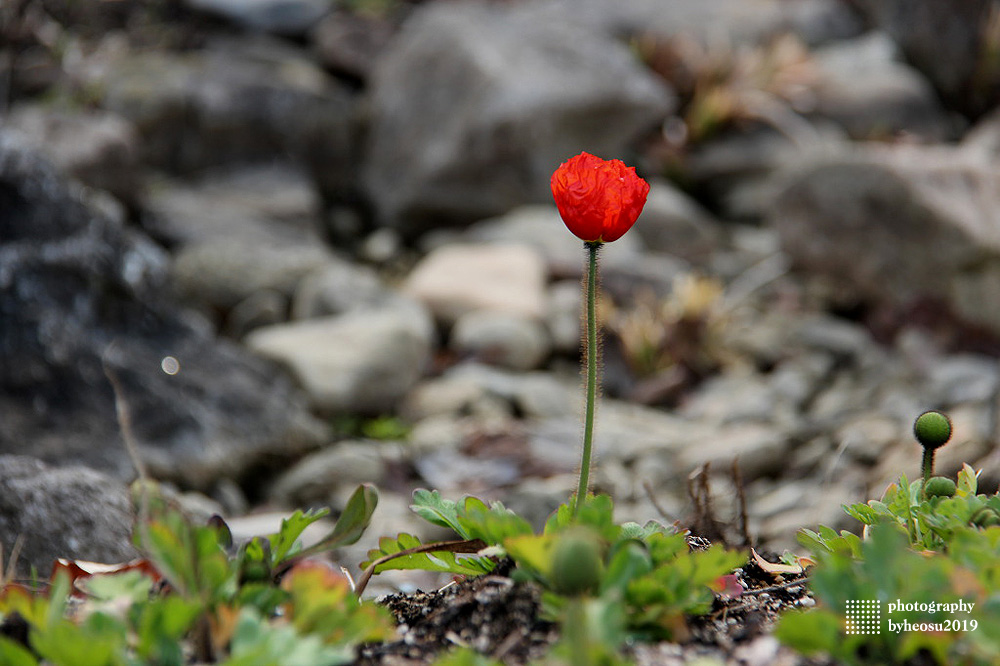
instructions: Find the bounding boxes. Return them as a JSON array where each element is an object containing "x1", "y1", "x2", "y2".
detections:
[
  {"x1": 457, "y1": 503, "x2": 533, "y2": 545},
  {"x1": 269, "y1": 508, "x2": 330, "y2": 566},
  {"x1": 843, "y1": 503, "x2": 878, "y2": 525},
  {"x1": 361, "y1": 533, "x2": 495, "y2": 576},
  {"x1": 410, "y1": 489, "x2": 470, "y2": 538}
]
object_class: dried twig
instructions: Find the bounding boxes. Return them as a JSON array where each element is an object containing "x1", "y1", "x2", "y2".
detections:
[{"x1": 642, "y1": 480, "x2": 676, "y2": 523}]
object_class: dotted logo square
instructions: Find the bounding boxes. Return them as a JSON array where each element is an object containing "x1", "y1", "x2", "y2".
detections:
[{"x1": 845, "y1": 599, "x2": 881, "y2": 635}]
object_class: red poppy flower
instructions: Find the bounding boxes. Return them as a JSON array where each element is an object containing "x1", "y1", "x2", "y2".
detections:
[{"x1": 550, "y1": 152, "x2": 650, "y2": 243}]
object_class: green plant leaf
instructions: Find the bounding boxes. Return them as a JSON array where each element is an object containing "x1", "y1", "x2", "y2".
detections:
[
  {"x1": 269, "y1": 508, "x2": 330, "y2": 566},
  {"x1": 773, "y1": 608, "x2": 843, "y2": 656},
  {"x1": 293, "y1": 485, "x2": 379, "y2": 563},
  {"x1": 223, "y1": 606, "x2": 355, "y2": 666},
  {"x1": 0, "y1": 637, "x2": 38, "y2": 666},
  {"x1": 323, "y1": 484, "x2": 379, "y2": 548},
  {"x1": 600, "y1": 540, "x2": 653, "y2": 596},
  {"x1": 410, "y1": 489, "x2": 471, "y2": 539},
  {"x1": 361, "y1": 533, "x2": 495, "y2": 577},
  {"x1": 504, "y1": 534, "x2": 557, "y2": 581}
]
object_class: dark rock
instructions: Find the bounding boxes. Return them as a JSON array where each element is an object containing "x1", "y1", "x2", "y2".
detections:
[
  {"x1": 311, "y1": 9, "x2": 396, "y2": 82},
  {"x1": 184, "y1": 0, "x2": 331, "y2": 36},
  {"x1": 91, "y1": 37, "x2": 360, "y2": 202},
  {"x1": 0, "y1": 131, "x2": 324, "y2": 487},
  {"x1": 6, "y1": 104, "x2": 144, "y2": 208},
  {"x1": 853, "y1": 0, "x2": 998, "y2": 118},
  {"x1": 142, "y1": 165, "x2": 323, "y2": 249},
  {"x1": 0, "y1": 455, "x2": 137, "y2": 579},
  {"x1": 809, "y1": 32, "x2": 953, "y2": 141},
  {"x1": 769, "y1": 145, "x2": 1000, "y2": 335},
  {"x1": 362, "y1": 1, "x2": 674, "y2": 236}
]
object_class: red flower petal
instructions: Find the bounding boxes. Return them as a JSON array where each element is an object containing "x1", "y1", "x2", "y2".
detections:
[{"x1": 550, "y1": 152, "x2": 650, "y2": 243}]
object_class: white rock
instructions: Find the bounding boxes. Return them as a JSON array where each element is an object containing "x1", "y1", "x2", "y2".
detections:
[
  {"x1": 246, "y1": 303, "x2": 433, "y2": 413},
  {"x1": 450, "y1": 310, "x2": 551, "y2": 371},
  {"x1": 403, "y1": 243, "x2": 547, "y2": 324},
  {"x1": 269, "y1": 440, "x2": 387, "y2": 506}
]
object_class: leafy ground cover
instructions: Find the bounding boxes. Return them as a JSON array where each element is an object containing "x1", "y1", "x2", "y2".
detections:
[{"x1": 1, "y1": 411, "x2": 997, "y2": 665}]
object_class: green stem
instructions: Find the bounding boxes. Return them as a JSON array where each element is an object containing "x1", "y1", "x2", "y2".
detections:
[
  {"x1": 575, "y1": 241, "x2": 601, "y2": 517},
  {"x1": 921, "y1": 448, "x2": 935, "y2": 498}
]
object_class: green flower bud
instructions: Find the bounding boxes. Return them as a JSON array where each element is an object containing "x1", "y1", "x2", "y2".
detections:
[
  {"x1": 923, "y1": 476, "x2": 957, "y2": 498},
  {"x1": 914, "y1": 411, "x2": 952, "y2": 450},
  {"x1": 549, "y1": 528, "x2": 603, "y2": 596}
]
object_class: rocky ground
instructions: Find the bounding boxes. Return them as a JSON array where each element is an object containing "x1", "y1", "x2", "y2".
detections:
[{"x1": 3, "y1": 0, "x2": 1000, "y2": 663}]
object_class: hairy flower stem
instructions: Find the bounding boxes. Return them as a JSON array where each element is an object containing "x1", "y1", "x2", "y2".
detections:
[
  {"x1": 921, "y1": 448, "x2": 935, "y2": 496},
  {"x1": 575, "y1": 241, "x2": 601, "y2": 517}
]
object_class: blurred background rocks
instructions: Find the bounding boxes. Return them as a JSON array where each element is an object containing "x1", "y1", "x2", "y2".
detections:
[{"x1": 3, "y1": 0, "x2": 1000, "y2": 587}]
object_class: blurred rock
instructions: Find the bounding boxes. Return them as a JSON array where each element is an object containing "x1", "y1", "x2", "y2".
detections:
[
  {"x1": 184, "y1": 0, "x2": 330, "y2": 36},
  {"x1": 403, "y1": 244, "x2": 547, "y2": 325},
  {"x1": 90, "y1": 37, "x2": 359, "y2": 201},
  {"x1": 810, "y1": 32, "x2": 953, "y2": 141},
  {"x1": 685, "y1": 123, "x2": 847, "y2": 220},
  {"x1": 225, "y1": 289, "x2": 288, "y2": 339},
  {"x1": 0, "y1": 456, "x2": 137, "y2": 579},
  {"x1": 0, "y1": 133, "x2": 324, "y2": 486},
  {"x1": 405, "y1": 364, "x2": 577, "y2": 422},
  {"x1": 363, "y1": 1, "x2": 673, "y2": 235},
  {"x1": 925, "y1": 354, "x2": 1000, "y2": 405},
  {"x1": 678, "y1": 422, "x2": 790, "y2": 481},
  {"x1": 451, "y1": 311, "x2": 551, "y2": 371},
  {"x1": 960, "y1": 106, "x2": 1000, "y2": 159},
  {"x1": 270, "y1": 440, "x2": 388, "y2": 506},
  {"x1": 171, "y1": 240, "x2": 331, "y2": 311},
  {"x1": 462, "y1": 205, "x2": 646, "y2": 278},
  {"x1": 537, "y1": 0, "x2": 864, "y2": 49},
  {"x1": 631, "y1": 180, "x2": 724, "y2": 262},
  {"x1": 835, "y1": 412, "x2": 904, "y2": 465},
  {"x1": 527, "y1": 401, "x2": 711, "y2": 470},
  {"x1": 246, "y1": 302, "x2": 433, "y2": 414},
  {"x1": 311, "y1": 10, "x2": 395, "y2": 82},
  {"x1": 6, "y1": 105, "x2": 143, "y2": 207},
  {"x1": 756, "y1": 478, "x2": 862, "y2": 549},
  {"x1": 143, "y1": 164, "x2": 322, "y2": 248},
  {"x1": 770, "y1": 145, "x2": 1000, "y2": 335},
  {"x1": 291, "y1": 258, "x2": 392, "y2": 320},
  {"x1": 545, "y1": 280, "x2": 583, "y2": 355},
  {"x1": 853, "y1": 0, "x2": 997, "y2": 118}
]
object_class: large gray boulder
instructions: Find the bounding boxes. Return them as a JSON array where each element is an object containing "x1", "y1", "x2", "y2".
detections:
[
  {"x1": 768, "y1": 144, "x2": 1000, "y2": 335},
  {"x1": 5, "y1": 105, "x2": 143, "y2": 208},
  {"x1": 0, "y1": 456, "x2": 137, "y2": 578},
  {"x1": 0, "y1": 132, "x2": 324, "y2": 488},
  {"x1": 245, "y1": 300, "x2": 434, "y2": 415},
  {"x1": 88, "y1": 37, "x2": 359, "y2": 202},
  {"x1": 362, "y1": 1, "x2": 674, "y2": 236},
  {"x1": 853, "y1": 0, "x2": 997, "y2": 118}
]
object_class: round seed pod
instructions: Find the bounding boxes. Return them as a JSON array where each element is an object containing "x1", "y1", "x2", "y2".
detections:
[
  {"x1": 914, "y1": 411, "x2": 952, "y2": 450},
  {"x1": 924, "y1": 476, "x2": 957, "y2": 498},
  {"x1": 549, "y1": 528, "x2": 604, "y2": 596}
]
